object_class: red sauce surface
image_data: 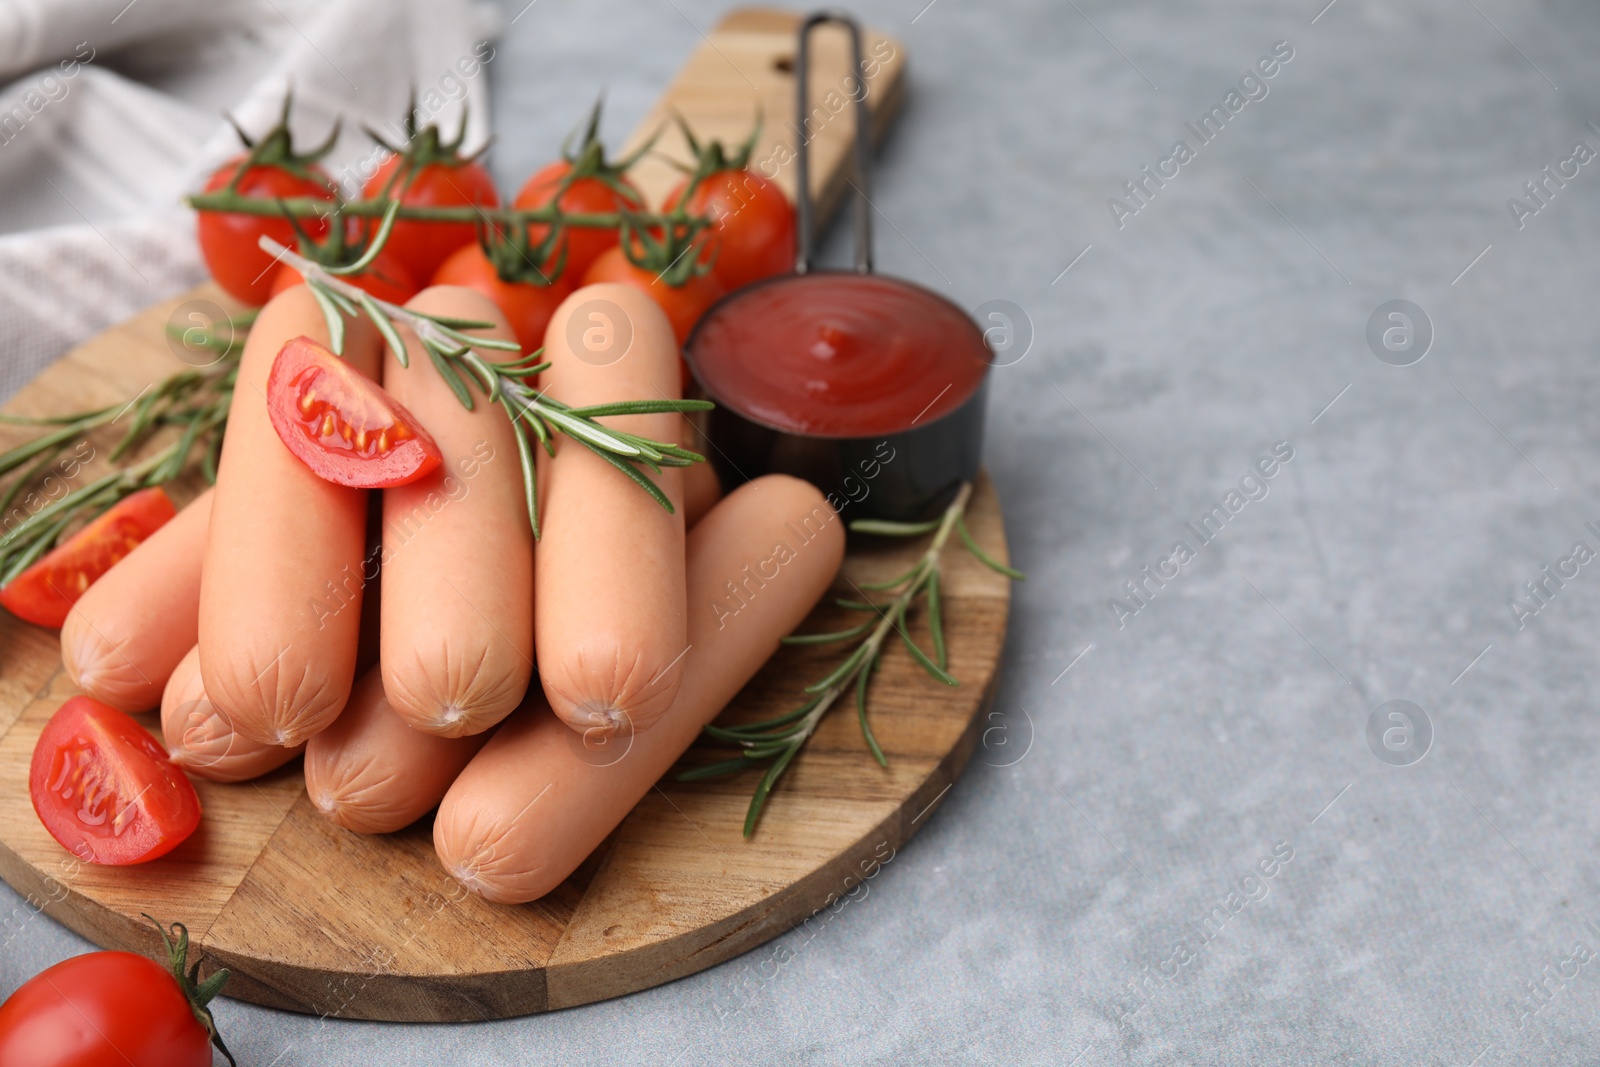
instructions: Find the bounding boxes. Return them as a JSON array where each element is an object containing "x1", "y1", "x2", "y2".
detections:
[{"x1": 688, "y1": 273, "x2": 990, "y2": 436}]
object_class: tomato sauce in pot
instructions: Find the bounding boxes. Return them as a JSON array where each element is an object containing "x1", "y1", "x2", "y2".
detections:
[{"x1": 687, "y1": 273, "x2": 990, "y2": 438}]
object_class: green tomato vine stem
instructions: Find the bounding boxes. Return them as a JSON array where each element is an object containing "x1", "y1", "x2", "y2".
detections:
[{"x1": 185, "y1": 188, "x2": 689, "y2": 231}]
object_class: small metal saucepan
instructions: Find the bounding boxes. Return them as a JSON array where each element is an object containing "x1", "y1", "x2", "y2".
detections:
[{"x1": 684, "y1": 11, "x2": 990, "y2": 522}]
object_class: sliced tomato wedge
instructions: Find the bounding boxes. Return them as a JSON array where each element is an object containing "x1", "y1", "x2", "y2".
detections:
[
  {"x1": 0, "y1": 487, "x2": 177, "y2": 629},
  {"x1": 266, "y1": 336, "x2": 443, "y2": 488},
  {"x1": 29, "y1": 696, "x2": 202, "y2": 865}
]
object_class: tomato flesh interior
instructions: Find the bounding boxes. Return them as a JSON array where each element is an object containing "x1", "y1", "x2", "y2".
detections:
[
  {"x1": 29, "y1": 696, "x2": 201, "y2": 865},
  {"x1": 266, "y1": 336, "x2": 442, "y2": 488},
  {"x1": 290, "y1": 363, "x2": 420, "y2": 457},
  {"x1": 0, "y1": 486, "x2": 176, "y2": 629}
]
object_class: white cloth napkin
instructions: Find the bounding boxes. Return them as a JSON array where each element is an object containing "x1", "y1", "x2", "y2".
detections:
[{"x1": 0, "y1": 0, "x2": 499, "y2": 402}]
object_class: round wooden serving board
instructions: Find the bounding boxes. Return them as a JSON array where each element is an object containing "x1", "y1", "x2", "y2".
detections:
[
  {"x1": 0, "y1": 9, "x2": 1002, "y2": 1019},
  {"x1": 0, "y1": 285, "x2": 1012, "y2": 1020}
]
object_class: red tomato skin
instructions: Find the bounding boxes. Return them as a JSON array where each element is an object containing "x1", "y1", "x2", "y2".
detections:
[
  {"x1": 364, "y1": 157, "x2": 500, "y2": 281},
  {"x1": 580, "y1": 247, "x2": 724, "y2": 347},
  {"x1": 197, "y1": 158, "x2": 334, "y2": 305},
  {"x1": 29, "y1": 697, "x2": 202, "y2": 866},
  {"x1": 269, "y1": 252, "x2": 419, "y2": 306},
  {"x1": 0, "y1": 950, "x2": 212, "y2": 1067},
  {"x1": 0, "y1": 487, "x2": 177, "y2": 629},
  {"x1": 668, "y1": 168, "x2": 796, "y2": 292},
  {"x1": 431, "y1": 243, "x2": 575, "y2": 354},
  {"x1": 513, "y1": 161, "x2": 643, "y2": 281},
  {"x1": 266, "y1": 336, "x2": 443, "y2": 488}
]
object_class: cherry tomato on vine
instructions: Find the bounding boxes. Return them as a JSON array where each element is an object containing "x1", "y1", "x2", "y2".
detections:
[
  {"x1": 0, "y1": 487, "x2": 177, "y2": 629},
  {"x1": 269, "y1": 246, "x2": 419, "y2": 305},
  {"x1": 432, "y1": 242, "x2": 575, "y2": 354},
  {"x1": 364, "y1": 155, "x2": 500, "y2": 281},
  {"x1": 0, "y1": 919, "x2": 235, "y2": 1066},
  {"x1": 197, "y1": 158, "x2": 335, "y2": 305},
  {"x1": 514, "y1": 161, "x2": 643, "y2": 281},
  {"x1": 667, "y1": 168, "x2": 795, "y2": 291},
  {"x1": 266, "y1": 336, "x2": 443, "y2": 488},
  {"x1": 269, "y1": 213, "x2": 422, "y2": 304},
  {"x1": 582, "y1": 245, "x2": 725, "y2": 352},
  {"x1": 29, "y1": 696, "x2": 202, "y2": 865}
]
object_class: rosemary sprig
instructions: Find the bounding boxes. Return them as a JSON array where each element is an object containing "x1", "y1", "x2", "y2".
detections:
[
  {"x1": 678, "y1": 482, "x2": 1024, "y2": 836},
  {"x1": 0, "y1": 98, "x2": 718, "y2": 587},
  {"x1": 0, "y1": 353, "x2": 235, "y2": 582},
  {"x1": 263, "y1": 232, "x2": 711, "y2": 538}
]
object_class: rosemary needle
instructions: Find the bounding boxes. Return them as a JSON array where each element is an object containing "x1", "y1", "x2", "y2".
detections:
[
  {"x1": 265, "y1": 237, "x2": 712, "y2": 538},
  {"x1": 678, "y1": 482, "x2": 1026, "y2": 837},
  {"x1": 0, "y1": 352, "x2": 234, "y2": 582},
  {"x1": 1, "y1": 110, "x2": 717, "y2": 578}
]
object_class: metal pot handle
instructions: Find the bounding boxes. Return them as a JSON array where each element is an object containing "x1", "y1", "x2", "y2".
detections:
[{"x1": 794, "y1": 11, "x2": 873, "y2": 275}]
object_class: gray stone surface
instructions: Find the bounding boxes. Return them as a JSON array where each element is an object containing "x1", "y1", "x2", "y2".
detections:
[{"x1": 7, "y1": 0, "x2": 1600, "y2": 1062}]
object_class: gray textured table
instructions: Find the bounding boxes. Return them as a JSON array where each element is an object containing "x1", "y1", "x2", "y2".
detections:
[{"x1": 7, "y1": 0, "x2": 1600, "y2": 1062}]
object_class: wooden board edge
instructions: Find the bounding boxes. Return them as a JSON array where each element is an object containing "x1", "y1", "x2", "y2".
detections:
[
  {"x1": 196, "y1": 948, "x2": 550, "y2": 1023},
  {"x1": 0, "y1": 672, "x2": 304, "y2": 960},
  {"x1": 542, "y1": 654, "x2": 1004, "y2": 1011}
]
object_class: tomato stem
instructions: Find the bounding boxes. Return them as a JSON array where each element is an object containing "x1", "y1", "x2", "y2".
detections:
[
  {"x1": 223, "y1": 89, "x2": 340, "y2": 194},
  {"x1": 185, "y1": 188, "x2": 673, "y2": 228},
  {"x1": 671, "y1": 107, "x2": 764, "y2": 200},
  {"x1": 143, "y1": 914, "x2": 237, "y2": 1067}
]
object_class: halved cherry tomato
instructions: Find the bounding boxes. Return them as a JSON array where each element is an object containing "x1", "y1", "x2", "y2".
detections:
[
  {"x1": 266, "y1": 336, "x2": 443, "y2": 488},
  {"x1": 197, "y1": 157, "x2": 335, "y2": 305},
  {"x1": 667, "y1": 168, "x2": 795, "y2": 291},
  {"x1": 29, "y1": 696, "x2": 202, "y2": 865},
  {"x1": 432, "y1": 242, "x2": 575, "y2": 354},
  {"x1": 514, "y1": 160, "x2": 644, "y2": 281},
  {"x1": 581, "y1": 245, "x2": 725, "y2": 347},
  {"x1": 0, "y1": 487, "x2": 177, "y2": 629},
  {"x1": 365, "y1": 155, "x2": 500, "y2": 281}
]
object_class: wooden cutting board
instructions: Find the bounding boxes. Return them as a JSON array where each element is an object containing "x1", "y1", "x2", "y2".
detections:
[{"x1": 0, "y1": 9, "x2": 1012, "y2": 1021}]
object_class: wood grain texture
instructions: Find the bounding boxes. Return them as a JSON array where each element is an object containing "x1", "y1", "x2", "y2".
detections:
[{"x1": 0, "y1": 9, "x2": 1011, "y2": 1022}]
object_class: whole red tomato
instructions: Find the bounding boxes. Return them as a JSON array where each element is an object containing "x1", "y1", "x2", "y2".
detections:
[
  {"x1": 581, "y1": 245, "x2": 725, "y2": 348},
  {"x1": 269, "y1": 247, "x2": 419, "y2": 306},
  {"x1": 667, "y1": 167, "x2": 795, "y2": 291},
  {"x1": 514, "y1": 161, "x2": 643, "y2": 281},
  {"x1": 433, "y1": 241, "x2": 576, "y2": 354},
  {"x1": 197, "y1": 157, "x2": 334, "y2": 305},
  {"x1": 0, "y1": 920, "x2": 235, "y2": 1066},
  {"x1": 364, "y1": 155, "x2": 499, "y2": 281}
]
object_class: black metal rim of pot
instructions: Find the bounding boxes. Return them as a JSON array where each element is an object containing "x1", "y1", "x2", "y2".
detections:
[{"x1": 683, "y1": 10, "x2": 991, "y2": 524}]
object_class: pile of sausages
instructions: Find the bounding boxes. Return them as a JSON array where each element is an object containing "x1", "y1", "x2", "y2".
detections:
[{"x1": 57, "y1": 283, "x2": 845, "y2": 904}]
